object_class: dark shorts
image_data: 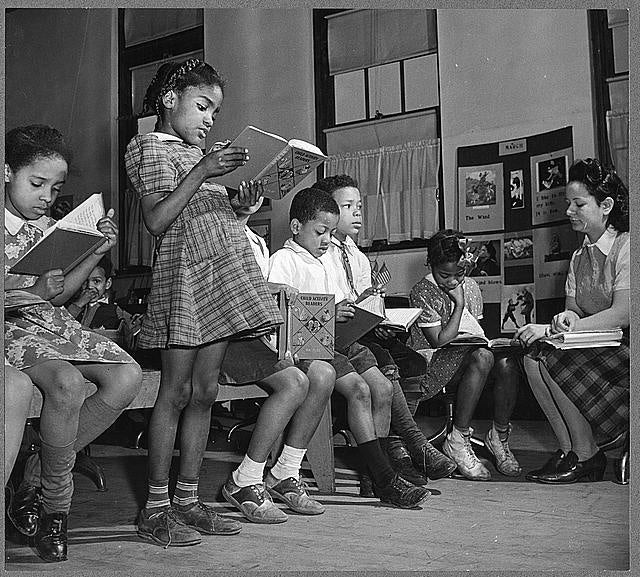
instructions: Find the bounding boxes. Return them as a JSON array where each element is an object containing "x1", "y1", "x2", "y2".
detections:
[
  {"x1": 220, "y1": 337, "x2": 313, "y2": 385},
  {"x1": 332, "y1": 342, "x2": 378, "y2": 380}
]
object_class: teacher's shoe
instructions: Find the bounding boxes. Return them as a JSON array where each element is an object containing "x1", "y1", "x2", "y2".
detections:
[
  {"x1": 7, "y1": 483, "x2": 41, "y2": 537},
  {"x1": 536, "y1": 450, "x2": 606, "y2": 484},
  {"x1": 525, "y1": 449, "x2": 566, "y2": 482}
]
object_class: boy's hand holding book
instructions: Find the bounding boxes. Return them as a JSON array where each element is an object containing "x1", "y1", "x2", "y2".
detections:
[{"x1": 336, "y1": 299, "x2": 356, "y2": 323}]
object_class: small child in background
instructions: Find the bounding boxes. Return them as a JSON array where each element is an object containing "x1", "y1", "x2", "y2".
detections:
[
  {"x1": 312, "y1": 174, "x2": 456, "y2": 483},
  {"x1": 65, "y1": 256, "x2": 142, "y2": 350},
  {"x1": 410, "y1": 229, "x2": 522, "y2": 481},
  {"x1": 268, "y1": 187, "x2": 430, "y2": 509}
]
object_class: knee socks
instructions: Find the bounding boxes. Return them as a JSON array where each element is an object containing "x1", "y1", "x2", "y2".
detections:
[
  {"x1": 73, "y1": 394, "x2": 123, "y2": 453},
  {"x1": 39, "y1": 438, "x2": 76, "y2": 515},
  {"x1": 358, "y1": 439, "x2": 396, "y2": 488}
]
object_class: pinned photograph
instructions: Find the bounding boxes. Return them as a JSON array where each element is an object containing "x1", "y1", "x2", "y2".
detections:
[
  {"x1": 503, "y1": 232, "x2": 534, "y2": 266},
  {"x1": 537, "y1": 155, "x2": 568, "y2": 192},
  {"x1": 464, "y1": 168, "x2": 498, "y2": 207},
  {"x1": 500, "y1": 283, "x2": 535, "y2": 333},
  {"x1": 509, "y1": 170, "x2": 524, "y2": 209}
]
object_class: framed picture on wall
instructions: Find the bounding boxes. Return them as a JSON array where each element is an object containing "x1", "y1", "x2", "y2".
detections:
[
  {"x1": 458, "y1": 163, "x2": 504, "y2": 233},
  {"x1": 530, "y1": 147, "x2": 573, "y2": 225}
]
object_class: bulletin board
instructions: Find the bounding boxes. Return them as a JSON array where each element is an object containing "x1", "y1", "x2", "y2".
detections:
[{"x1": 456, "y1": 126, "x2": 580, "y2": 338}]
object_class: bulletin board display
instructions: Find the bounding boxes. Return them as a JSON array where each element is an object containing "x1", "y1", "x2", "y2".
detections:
[{"x1": 456, "y1": 127, "x2": 581, "y2": 337}]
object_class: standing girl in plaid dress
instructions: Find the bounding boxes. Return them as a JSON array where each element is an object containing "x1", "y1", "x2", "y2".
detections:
[
  {"x1": 5, "y1": 125, "x2": 142, "y2": 562},
  {"x1": 125, "y1": 59, "x2": 318, "y2": 546},
  {"x1": 517, "y1": 159, "x2": 629, "y2": 484},
  {"x1": 409, "y1": 230, "x2": 523, "y2": 481}
]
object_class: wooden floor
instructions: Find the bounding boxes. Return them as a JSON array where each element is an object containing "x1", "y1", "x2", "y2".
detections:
[{"x1": 4, "y1": 418, "x2": 630, "y2": 572}]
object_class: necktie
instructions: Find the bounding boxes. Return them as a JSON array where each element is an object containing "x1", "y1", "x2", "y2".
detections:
[{"x1": 338, "y1": 241, "x2": 356, "y2": 294}]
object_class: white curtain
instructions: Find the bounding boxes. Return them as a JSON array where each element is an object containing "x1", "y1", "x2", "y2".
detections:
[
  {"x1": 606, "y1": 110, "x2": 628, "y2": 187},
  {"x1": 325, "y1": 139, "x2": 440, "y2": 247}
]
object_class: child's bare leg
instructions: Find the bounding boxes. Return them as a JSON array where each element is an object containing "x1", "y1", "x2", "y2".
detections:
[
  {"x1": 453, "y1": 347, "x2": 493, "y2": 430},
  {"x1": 360, "y1": 367, "x2": 393, "y2": 438},
  {"x1": 285, "y1": 361, "x2": 335, "y2": 449},
  {"x1": 147, "y1": 348, "x2": 198, "y2": 480},
  {"x1": 178, "y1": 341, "x2": 228, "y2": 477},
  {"x1": 74, "y1": 362, "x2": 143, "y2": 452},
  {"x1": 4, "y1": 366, "x2": 34, "y2": 486},
  {"x1": 245, "y1": 367, "x2": 309, "y2": 462},
  {"x1": 334, "y1": 373, "x2": 376, "y2": 443}
]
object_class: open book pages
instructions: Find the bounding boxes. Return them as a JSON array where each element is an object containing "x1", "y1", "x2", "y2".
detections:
[
  {"x1": 380, "y1": 308, "x2": 423, "y2": 332},
  {"x1": 447, "y1": 334, "x2": 520, "y2": 349},
  {"x1": 4, "y1": 289, "x2": 48, "y2": 311},
  {"x1": 543, "y1": 328, "x2": 623, "y2": 349},
  {"x1": 355, "y1": 293, "x2": 385, "y2": 317},
  {"x1": 59, "y1": 193, "x2": 105, "y2": 233}
]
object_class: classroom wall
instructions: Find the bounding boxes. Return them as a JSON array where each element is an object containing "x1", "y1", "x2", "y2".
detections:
[
  {"x1": 379, "y1": 9, "x2": 596, "y2": 296},
  {"x1": 4, "y1": 9, "x2": 118, "y2": 229},
  {"x1": 203, "y1": 8, "x2": 316, "y2": 252}
]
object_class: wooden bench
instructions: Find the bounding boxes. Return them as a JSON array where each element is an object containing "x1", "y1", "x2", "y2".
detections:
[{"x1": 28, "y1": 369, "x2": 336, "y2": 493}]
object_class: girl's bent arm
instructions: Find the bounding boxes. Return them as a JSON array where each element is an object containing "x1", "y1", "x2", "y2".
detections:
[
  {"x1": 421, "y1": 302, "x2": 464, "y2": 348},
  {"x1": 573, "y1": 289, "x2": 629, "y2": 331},
  {"x1": 140, "y1": 163, "x2": 208, "y2": 236}
]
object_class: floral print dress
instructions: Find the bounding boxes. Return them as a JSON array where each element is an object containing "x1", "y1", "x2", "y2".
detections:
[{"x1": 4, "y1": 211, "x2": 134, "y2": 370}]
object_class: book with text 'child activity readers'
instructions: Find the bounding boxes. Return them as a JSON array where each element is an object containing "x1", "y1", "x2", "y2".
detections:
[
  {"x1": 335, "y1": 293, "x2": 423, "y2": 350},
  {"x1": 542, "y1": 328, "x2": 624, "y2": 350},
  {"x1": 213, "y1": 126, "x2": 328, "y2": 200},
  {"x1": 446, "y1": 333, "x2": 522, "y2": 350},
  {"x1": 277, "y1": 293, "x2": 335, "y2": 361},
  {"x1": 9, "y1": 193, "x2": 107, "y2": 277}
]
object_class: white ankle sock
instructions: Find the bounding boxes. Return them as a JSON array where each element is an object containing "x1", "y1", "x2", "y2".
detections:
[
  {"x1": 270, "y1": 445, "x2": 307, "y2": 481},
  {"x1": 232, "y1": 455, "x2": 266, "y2": 487}
]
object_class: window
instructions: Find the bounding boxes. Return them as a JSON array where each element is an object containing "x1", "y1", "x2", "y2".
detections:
[
  {"x1": 117, "y1": 9, "x2": 204, "y2": 268},
  {"x1": 314, "y1": 9, "x2": 443, "y2": 252},
  {"x1": 588, "y1": 9, "x2": 628, "y2": 184}
]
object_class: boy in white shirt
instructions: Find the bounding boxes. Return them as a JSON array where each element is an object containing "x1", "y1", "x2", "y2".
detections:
[
  {"x1": 313, "y1": 175, "x2": 456, "y2": 482},
  {"x1": 268, "y1": 187, "x2": 430, "y2": 509}
]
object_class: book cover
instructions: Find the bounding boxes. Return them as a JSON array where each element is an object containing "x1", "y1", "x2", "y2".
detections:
[
  {"x1": 335, "y1": 294, "x2": 384, "y2": 351},
  {"x1": 213, "y1": 126, "x2": 328, "y2": 200},
  {"x1": 279, "y1": 293, "x2": 335, "y2": 360},
  {"x1": 9, "y1": 193, "x2": 107, "y2": 277}
]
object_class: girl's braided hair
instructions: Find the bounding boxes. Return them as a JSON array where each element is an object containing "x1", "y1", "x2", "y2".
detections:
[
  {"x1": 426, "y1": 229, "x2": 468, "y2": 269},
  {"x1": 5, "y1": 124, "x2": 72, "y2": 172},
  {"x1": 568, "y1": 158, "x2": 629, "y2": 232},
  {"x1": 142, "y1": 58, "x2": 226, "y2": 118}
]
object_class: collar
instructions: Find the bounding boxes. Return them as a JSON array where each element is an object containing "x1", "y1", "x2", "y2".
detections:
[
  {"x1": 581, "y1": 227, "x2": 617, "y2": 256},
  {"x1": 331, "y1": 235, "x2": 358, "y2": 252},
  {"x1": 284, "y1": 238, "x2": 322, "y2": 262},
  {"x1": 148, "y1": 132, "x2": 183, "y2": 143},
  {"x1": 4, "y1": 208, "x2": 49, "y2": 236}
]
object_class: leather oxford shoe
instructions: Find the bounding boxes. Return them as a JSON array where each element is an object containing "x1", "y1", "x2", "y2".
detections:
[
  {"x1": 537, "y1": 450, "x2": 606, "y2": 484},
  {"x1": 35, "y1": 511, "x2": 68, "y2": 562},
  {"x1": 525, "y1": 449, "x2": 566, "y2": 482},
  {"x1": 7, "y1": 483, "x2": 41, "y2": 537}
]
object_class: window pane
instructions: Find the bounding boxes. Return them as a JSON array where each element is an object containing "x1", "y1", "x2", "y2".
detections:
[
  {"x1": 125, "y1": 9, "x2": 203, "y2": 47},
  {"x1": 611, "y1": 26, "x2": 628, "y2": 74},
  {"x1": 334, "y1": 70, "x2": 366, "y2": 124},
  {"x1": 368, "y1": 62, "x2": 401, "y2": 118},
  {"x1": 131, "y1": 50, "x2": 203, "y2": 116},
  {"x1": 404, "y1": 54, "x2": 439, "y2": 111}
]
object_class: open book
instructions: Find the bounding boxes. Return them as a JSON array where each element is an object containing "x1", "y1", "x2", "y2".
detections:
[
  {"x1": 542, "y1": 329, "x2": 623, "y2": 350},
  {"x1": 277, "y1": 292, "x2": 335, "y2": 360},
  {"x1": 335, "y1": 294, "x2": 422, "y2": 350},
  {"x1": 9, "y1": 193, "x2": 107, "y2": 276},
  {"x1": 446, "y1": 333, "x2": 521, "y2": 349},
  {"x1": 213, "y1": 126, "x2": 328, "y2": 200}
]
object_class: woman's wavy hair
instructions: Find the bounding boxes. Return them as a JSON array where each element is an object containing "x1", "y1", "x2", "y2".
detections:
[
  {"x1": 142, "y1": 58, "x2": 225, "y2": 119},
  {"x1": 568, "y1": 158, "x2": 629, "y2": 232}
]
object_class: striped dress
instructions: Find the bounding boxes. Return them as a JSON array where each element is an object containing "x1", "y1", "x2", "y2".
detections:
[
  {"x1": 125, "y1": 133, "x2": 282, "y2": 349},
  {"x1": 533, "y1": 229, "x2": 630, "y2": 439}
]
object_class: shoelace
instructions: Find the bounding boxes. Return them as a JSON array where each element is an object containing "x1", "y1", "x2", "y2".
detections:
[
  {"x1": 462, "y1": 436, "x2": 480, "y2": 466},
  {"x1": 149, "y1": 509, "x2": 181, "y2": 549}
]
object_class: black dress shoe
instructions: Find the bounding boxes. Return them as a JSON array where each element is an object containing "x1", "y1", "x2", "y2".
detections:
[
  {"x1": 35, "y1": 511, "x2": 68, "y2": 562},
  {"x1": 358, "y1": 472, "x2": 376, "y2": 498},
  {"x1": 385, "y1": 443, "x2": 428, "y2": 486},
  {"x1": 537, "y1": 450, "x2": 606, "y2": 484},
  {"x1": 525, "y1": 449, "x2": 566, "y2": 482},
  {"x1": 7, "y1": 483, "x2": 41, "y2": 537}
]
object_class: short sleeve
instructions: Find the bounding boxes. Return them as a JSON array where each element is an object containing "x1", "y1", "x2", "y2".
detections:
[
  {"x1": 125, "y1": 135, "x2": 177, "y2": 199},
  {"x1": 564, "y1": 251, "x2": 578, "y2": 298},
  {"x1": 410, "y1": 279, "x2": 442, "y2": 328},
  {"x1": 613, "y1": 235, "x2": 630, "y2": 291}
]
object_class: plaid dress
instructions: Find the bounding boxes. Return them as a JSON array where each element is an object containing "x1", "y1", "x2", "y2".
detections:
[
  {"x1": 4, "y1": 214, "x2": 134, "y2": 369},
  {"x1": 533, "y1": 230, "x2": 630, "y2": 439},
  {"x1": 125, "y1": 133, "x2": 281, "y2": 348},
  {"x1": 409, "y1": 274, "x2": 485, "y2": 399}
]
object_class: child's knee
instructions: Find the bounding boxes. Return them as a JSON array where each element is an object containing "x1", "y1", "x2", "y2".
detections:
[
  {"x1": 308, "y1": 361, "x2": 335, "y2": 395},
  {"x1": 470, "y1": 347, "x2": 494, "y2": 372},
  {"x1": 5, "y1": 368, "x2": 34, "y2": 406},
  {"x1": 46, "y1": 365, "x2": 86, "y2": 409},
  {"x1": 281, "y1": 367, "x2": 309, "y2": 401},
  {"x1": 190, "y1": 376, "x2": 220, "y2": 407},
  {"x1": 341, "y1": 375, "x2": 371, "y2": 406}
]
